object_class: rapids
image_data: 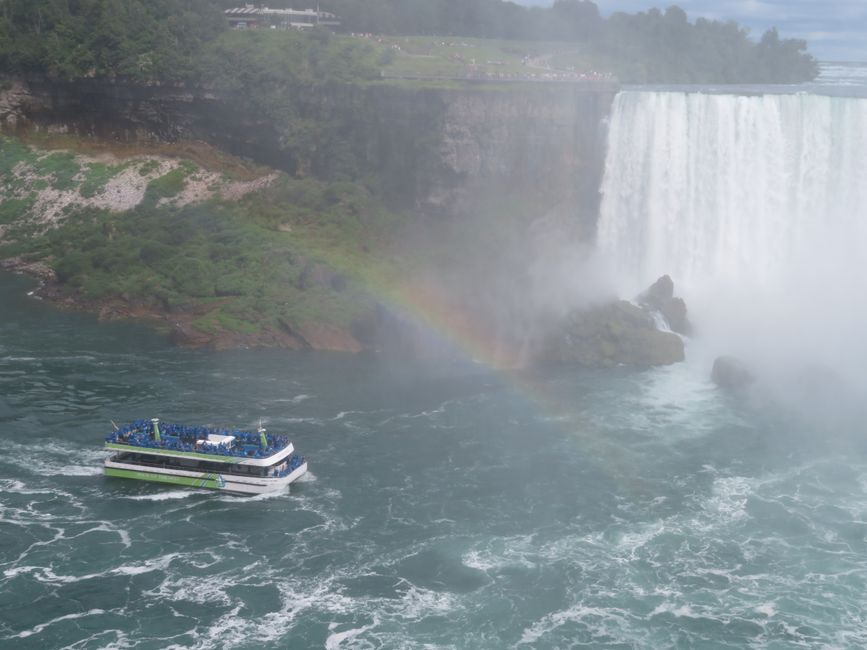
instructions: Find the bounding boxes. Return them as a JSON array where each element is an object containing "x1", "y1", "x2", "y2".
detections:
[{"x1": 2, "y1": 267, "x2": 867, "y2": 648}]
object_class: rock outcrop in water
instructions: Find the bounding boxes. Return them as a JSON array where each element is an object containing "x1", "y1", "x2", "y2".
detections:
[
  {"x1": 638, "y1": 274, "x2": 692, "y2": 335},
  {"x1": 711, "y1": 356, "x2": 756, "y2": 391},
  {"x1": 539, "y1": 278, "x2": 687, "y2": 368}
]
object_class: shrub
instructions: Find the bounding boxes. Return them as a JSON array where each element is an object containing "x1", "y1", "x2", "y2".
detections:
[
  {"x1": 145, "y1": 168, "x2": 188, "y2": 202},
  {"x1": 0, "y1": 195, "x2": 36, "y2": 225}
]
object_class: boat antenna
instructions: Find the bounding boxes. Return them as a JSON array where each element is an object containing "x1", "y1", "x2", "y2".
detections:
[{"x1": 110, "y1": 420, "x2": 119, "y2": 431}]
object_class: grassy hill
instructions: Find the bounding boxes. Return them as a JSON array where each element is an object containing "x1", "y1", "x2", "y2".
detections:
[{"x1": 0, "y1": 134, "x2": 404, "y2": 349}]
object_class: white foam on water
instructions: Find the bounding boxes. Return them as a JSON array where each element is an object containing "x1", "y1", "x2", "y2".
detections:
[
  {"x1": 398, "y1": 584, "x2": 461, "y2": 620},
  {"x1": 331, "y1": 407, "x2": 394, "y2": 421},
  {"x1": 0, "y1": 478, "x2": 55, "y2": 496},
  {"x1": 59, "y1": 465, "x2": 103, "y2": 476},
  {"x1": 115, "y1": 527, "x2": 131, "y2": 548},
  {"x1": 277, "y1": 416, "x2": 325, "y2": 425},
  {"x1": 122, "y1": 490, "x2": 207, "y2": 502},
  {"x1": 61, "y1": 629, "x2": 133, "y2": 650},
  {"x1": 146, "y1": 571, "x2": 236, "y2": 607},
  {"x1": 5, "y1": 549, "x2": 183, "y2": 584},
  {"x1": 701, "y1": 476, "x2": 753, "y2": 525},
  {"x1": 518, "y1": 604, "x2": 631, "y2": 646},
  {"x1": 325, "y1": 621, "x2": 379, "y2": 650},
  {"x1": 212, "y1": 482, "x2": 297, "y2": 503},
  {"x1": 289, "y1": 488, "x2": 356, "y2": 534},
  {"x1": 271, "y1": 393, "x2": 314, "y2": 404},
  {"x1": 755, "y1": 602, "x2": 777, "y2": 617},
  {"x1": 11, "y1": 608, "x2": 106, "y2": 639},
  {"x1": 3, "y1": 565, "x2": 41, "y2": 579},
  {"x1": 161, "y1": 581, "x2": 358, "y2": 650},
  {"x1": 461, "y1": 535, "x2": 537, "y2": 572},
  {"x1": 5, "y1": 440, "x2": 107, "y2": 479},
  {"x1": 16, "y1": 565, "x2": 106, "y2": 585},
  {"x1": 614, "y1": 520, "x2": 666, "y2": 560},
  {"x1": 65, "y1": 521, "x2": 131, "y2": 546},
  {"x1": 377, "y1": 399, "x2": 460, "y2": 426},
  {"x1": 649, "y1": 602, "x2": 700, "y2": 618},
  {"x1": 113, "y1": 552, "x2": 184, "y2": 577}
]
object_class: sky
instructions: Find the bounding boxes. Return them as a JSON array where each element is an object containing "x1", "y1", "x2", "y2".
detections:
[{"x1": 516, "y1": 0, "x2": 867, "y2": 61}]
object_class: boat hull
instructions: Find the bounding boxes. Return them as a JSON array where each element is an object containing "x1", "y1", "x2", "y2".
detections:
[{"x1": 104, "y1": 459, "x2": 307, "y2": 495}]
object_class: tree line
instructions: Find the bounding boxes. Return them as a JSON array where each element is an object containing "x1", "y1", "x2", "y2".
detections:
[
  {"x1": 0, "y1": 0, "x2": 225, "y2": 80},
  {"x1": 243, "y1": 0, "x2": 819, "y2": 82},
  {"x1": 0, "y1": 0, "x2": 818, "y2": 84}
]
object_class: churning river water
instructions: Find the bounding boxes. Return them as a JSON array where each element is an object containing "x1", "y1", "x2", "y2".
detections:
[{"x1": 2, "y1": 267, "x2": 867, "y2": 649}]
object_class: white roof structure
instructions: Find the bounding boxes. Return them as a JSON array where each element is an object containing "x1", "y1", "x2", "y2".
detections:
[{"x1": 224, "y1": 5, "x2": 339, "y2": 26}]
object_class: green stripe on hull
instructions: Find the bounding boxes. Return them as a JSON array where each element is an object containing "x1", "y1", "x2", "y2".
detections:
[
  {"x1": 105, "y1": 443, "x2": 241, "y2": 464},
  {"x1": 105, "y1": 467, "x2": 223, "y2": 490}
]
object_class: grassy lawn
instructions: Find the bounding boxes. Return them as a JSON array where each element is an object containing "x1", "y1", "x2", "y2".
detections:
[{"x1": 371, "y1": 35, "x2": 608, "y2": 79}]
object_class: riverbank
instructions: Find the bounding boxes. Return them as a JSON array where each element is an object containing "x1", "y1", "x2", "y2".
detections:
[{"x1": 0, "y1": 134, "x2": 402, "y2": 352}]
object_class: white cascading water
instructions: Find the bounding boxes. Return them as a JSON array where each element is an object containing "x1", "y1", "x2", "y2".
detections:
[{"x1": 596, "y1": 91, "x2": 867, "y2": 385}]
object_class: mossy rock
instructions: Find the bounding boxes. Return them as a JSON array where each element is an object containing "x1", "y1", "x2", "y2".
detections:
[{"x1": 541, "y1": 300, "x2": 685, "y2": 368}]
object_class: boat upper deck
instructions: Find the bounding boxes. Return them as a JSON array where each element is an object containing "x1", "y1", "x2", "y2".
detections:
[{"x1": 104, "y1": 420, "x2": 295, "y2": 466}]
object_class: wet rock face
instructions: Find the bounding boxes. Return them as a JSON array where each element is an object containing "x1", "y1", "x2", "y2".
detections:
[
  {"x1": 536, "y1": 275, "x2": 692, "y2": 368},
  {"x1": 540, "y1": 299, "x2": 685, "y2": 368},
  {"x1": 0, "y1": 79, "x2": 33, "y2": 128},
  {"x1": 169, "y1": 322, "x2": 214, "y2": 348},
  {"x1": 711, "y1": 356, "x2": 756, "y2": 391},
  {"x1": 638, "y1": 274, "x2": 692, "y2": 336},
  {"x1": 0, "y1": 256, "x2": 56, "y2": 283},
  {"x1": 0, "y1": 77, "x2": 616, "y2": 221}
]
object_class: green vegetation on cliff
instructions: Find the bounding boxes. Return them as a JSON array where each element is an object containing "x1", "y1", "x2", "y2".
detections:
[{"x1": 0, "y1": 135, "x2": 401, "y2": 345}]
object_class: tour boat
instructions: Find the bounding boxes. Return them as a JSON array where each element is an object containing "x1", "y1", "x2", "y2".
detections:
[{"x1": 104, "y1": 418, "x2": 307, "y2": 495}]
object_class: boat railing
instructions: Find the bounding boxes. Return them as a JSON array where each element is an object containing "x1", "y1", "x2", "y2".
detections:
[
  {"x1": 270, "y1": 455, "x2": 306, "y2": 478},
  {"x1": 105, "y1": 420, "x2": 291, "y2": 460}
]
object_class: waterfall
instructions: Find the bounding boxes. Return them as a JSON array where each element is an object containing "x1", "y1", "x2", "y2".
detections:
[
  {"x1": 597, "y1": 91, "x2": 867, "y2": 295},
  {"x1": 596, "y1": 90, "x2": 867, "y2": 382}
]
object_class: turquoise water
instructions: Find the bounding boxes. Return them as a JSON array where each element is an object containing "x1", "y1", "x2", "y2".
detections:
[{"x1": 2, "y1": 271, "x2": 867, "y2": 649}]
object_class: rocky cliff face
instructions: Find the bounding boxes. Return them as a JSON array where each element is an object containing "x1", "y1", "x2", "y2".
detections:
[
  {"x1": 0, "y1": 77, "x2": 615, "y2": 225},
  {"x1": 417, "y1": 85, "x2": 613, "y2": 228}
]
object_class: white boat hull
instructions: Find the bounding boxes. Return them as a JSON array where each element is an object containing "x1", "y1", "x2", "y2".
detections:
[{"x1": 104, "y1": 458, "x2": 308, "y2": 495}]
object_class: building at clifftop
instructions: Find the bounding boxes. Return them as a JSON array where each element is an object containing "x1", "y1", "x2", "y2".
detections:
[{"x1": 224, "y1": 5, "x2": 340, "y2": 30}]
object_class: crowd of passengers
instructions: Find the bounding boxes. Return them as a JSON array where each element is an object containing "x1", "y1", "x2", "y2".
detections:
[{"x1": 105, "y1": 420, "x2": 291, "y2": 458}]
